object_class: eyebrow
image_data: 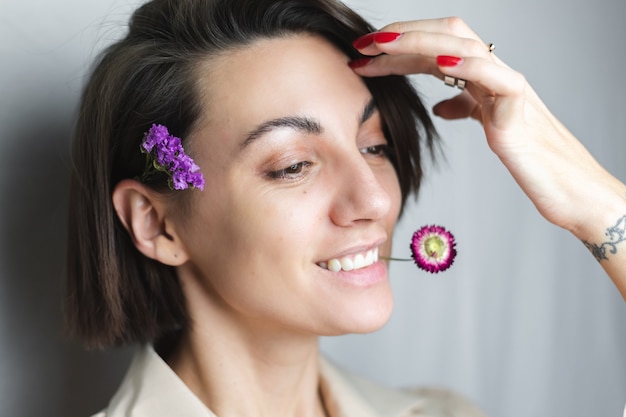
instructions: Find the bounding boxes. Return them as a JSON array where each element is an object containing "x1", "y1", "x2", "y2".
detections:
[
  {"x1": 360, "y1": 98, "x2": 376, "y2": 125},
  {"x1": 241, "y1": 116, "x2": 322, "y2": 149},
  {"x1": 240, "y1": 97, "x2": 377, "y2": 149}
]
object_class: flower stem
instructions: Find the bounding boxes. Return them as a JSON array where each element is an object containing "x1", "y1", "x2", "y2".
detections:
[{"x1": 380, "y1": 256, "x2": 412, "y2": 262}]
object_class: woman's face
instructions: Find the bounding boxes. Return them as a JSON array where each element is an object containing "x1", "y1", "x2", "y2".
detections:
[{"x1": 176, "y1": 35, "x2": 402, "y2": 336}]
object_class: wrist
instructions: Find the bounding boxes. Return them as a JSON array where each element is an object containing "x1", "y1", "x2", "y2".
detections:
[{"x1": 574, "y1": 190, "x2": 626, "y2": 262}]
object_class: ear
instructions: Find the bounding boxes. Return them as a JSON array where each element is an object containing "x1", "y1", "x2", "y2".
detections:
[{"x1": 112, "y1": 179, "x2": 189, "y2": 266}]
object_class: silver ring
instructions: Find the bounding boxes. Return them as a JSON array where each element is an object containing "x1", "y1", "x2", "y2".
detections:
[
  {"x1": 444, "y1": 75, "x2": 466, "y2": 90},
  {"x1": 488, "y1": 43, "x2": 496, "y2": 53}
]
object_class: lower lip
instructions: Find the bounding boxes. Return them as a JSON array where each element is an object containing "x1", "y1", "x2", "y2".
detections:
[{"x1": 324, "y1": 260, "x2": 388, "y2": 287}]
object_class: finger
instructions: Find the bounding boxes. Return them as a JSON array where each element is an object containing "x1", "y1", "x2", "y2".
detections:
[
  {"x1": 354, "y1": 17, "x2": 486, "y2": 57},
  {"x1": 350, "y1": 54, "x2": 438, "y2": 77},
  {"x1": 433, "y1": 93, "x2": 481, "y2": 122},
  {"x1": 438, "y1": 56, "x2": 525, "y2": 99},
  {"x1": 365, "y1": 31, "x2": 491, "y2": 61},
  {"x1": 351, "y1": 30, "x2": 497, "y2": 80},
  {"x1": 437, "y1": 57, "x2": 527, "y2": 133},
  {"x1": 379, "y1": 17, "x2": 481, "y2": 42}
]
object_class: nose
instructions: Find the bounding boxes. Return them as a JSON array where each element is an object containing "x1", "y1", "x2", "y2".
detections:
[{"x1": 328, "y1": 150, "x2": 392, "y2": 227}]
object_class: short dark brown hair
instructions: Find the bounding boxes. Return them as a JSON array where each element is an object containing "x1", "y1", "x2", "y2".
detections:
[{"x1": 65, "y1": 0, "x2": 437, "y2": 348}]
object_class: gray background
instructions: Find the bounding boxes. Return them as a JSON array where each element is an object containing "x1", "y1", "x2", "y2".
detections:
[{"x1": 1, "y1": 0, "x2": 625, "y2": 416}]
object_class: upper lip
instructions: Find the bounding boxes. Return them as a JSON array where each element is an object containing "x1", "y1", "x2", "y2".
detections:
[{"x1": 318, "y1": 236, "x2": 386, "y2": 261}]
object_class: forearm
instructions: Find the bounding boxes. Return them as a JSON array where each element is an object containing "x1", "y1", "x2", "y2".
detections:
[{"x1": 576, "y1": 190, "x2": 626, "y2": 300}]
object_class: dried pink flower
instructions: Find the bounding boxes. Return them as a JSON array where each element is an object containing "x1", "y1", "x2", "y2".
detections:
[{"x1": 410, "y1": 225, "x2": 456, "y2": 273}]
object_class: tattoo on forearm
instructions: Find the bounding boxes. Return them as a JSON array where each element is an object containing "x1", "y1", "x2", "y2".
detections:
[{"x1": 583, "y1": 215, "x2": 626, "y2": 262}]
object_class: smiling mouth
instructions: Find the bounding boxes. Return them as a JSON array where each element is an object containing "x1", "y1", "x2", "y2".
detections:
[{"x1": 317, "y1": 248, "x2": 379, "y2": 272}]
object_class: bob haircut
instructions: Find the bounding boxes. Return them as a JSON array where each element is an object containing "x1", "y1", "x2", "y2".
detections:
[{"x1": 66, "y1": 0, "x2": 438, "y2": 348}]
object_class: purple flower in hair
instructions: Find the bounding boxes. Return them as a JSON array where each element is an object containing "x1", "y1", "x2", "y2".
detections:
[{"x1": 138, "y1": 124, "x2": 205, "y2": 190}]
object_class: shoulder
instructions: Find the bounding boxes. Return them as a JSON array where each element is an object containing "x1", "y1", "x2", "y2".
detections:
[
  {"x1": 90, "y1": 412, "x2": 106, "y2": 417},
  {"x1": 401, "y1": 386, "x2": 488, "y2": 417},
  {"x1": 350, "y1": 373, "x2": 488, "y2": 417},
  {"x1": 321, "y1": 357, "x2": 488, "y2": 417}
]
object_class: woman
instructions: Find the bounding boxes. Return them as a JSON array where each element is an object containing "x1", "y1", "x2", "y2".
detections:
[{"x1": 65, "y1": 0, "x2": 626, "y2": 416}]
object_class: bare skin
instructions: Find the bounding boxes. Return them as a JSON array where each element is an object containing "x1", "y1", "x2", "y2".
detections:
[
  {"x1": 115, "y1": 35, "x2": 401, "y2": 417},
  {"x1": 112, "y1": 17, "x2": 626, "y2": 417},
  {"x1": 352, "y1": 18, "x2": 626, "y2": 299}
]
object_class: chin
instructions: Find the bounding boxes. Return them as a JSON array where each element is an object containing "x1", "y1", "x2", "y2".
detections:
[
  {"x1": 321, "y1": 292, "x2": 394, "y2": 336},
  {"x1": 352, "y1": 299, "x2": 394, "y2": 334}
]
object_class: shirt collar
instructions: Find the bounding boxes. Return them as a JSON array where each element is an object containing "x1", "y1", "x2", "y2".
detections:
[
  {"x1": 319, "y1": 357, "x2": 426, "y2": 417},
  {"x1": 106, "y1": 345, "x2": 216, "y2": 417},
  {"x1": 104, "y1": 345, "x2": 425, "y2": 417}
]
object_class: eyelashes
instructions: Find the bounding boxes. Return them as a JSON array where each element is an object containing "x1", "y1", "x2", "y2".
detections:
[
  {"x1": 265, "y1": 144, "x2": 393, "y2": 182},
  {"x1": 360, "y1": 144, "x2": 393, "y2": 158},
  {"x1": 267, "y1": 161, "x2": 312, "y2": 180}
]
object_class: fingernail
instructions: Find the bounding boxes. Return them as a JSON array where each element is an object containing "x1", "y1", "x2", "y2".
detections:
[
  {"x1": 353, "y1": 33, "x2": 376, "y2": 50},
  {"x1": 353, "y1": 32, "x2": 401, "y2": 49},
  {"x1": 348, "y1": 57, "x2": 374, "y2": 69},
  {"x1": 372, "y1": 32, "x2": 402, "y2": 44},
  {"x1": 436, "y1": 55, "x2": 464, "y2": 67}
]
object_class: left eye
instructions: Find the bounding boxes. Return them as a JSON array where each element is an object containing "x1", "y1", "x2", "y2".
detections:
[{"x1": 360, "y1": 144, "x2": 392, "y2": 158}]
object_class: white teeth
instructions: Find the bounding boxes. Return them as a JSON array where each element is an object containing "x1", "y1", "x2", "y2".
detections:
[
  {"x1": 319, "y1": 248, "x2": 379, "y2": 272},
  {"x1": 353, "y1": 254, "x2": 365, "y2": 269},
  {"x1": 328, "y1": 259, "x2": 342, "y2": 272},
  {"x1": 364, "y1": 250, "x2": 373, "y2": 265},
  {"x1": 340, "y1": 257, "x2": 354, "y2": 271}
]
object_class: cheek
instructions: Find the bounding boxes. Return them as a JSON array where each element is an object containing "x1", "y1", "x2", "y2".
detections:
[
  {"x1": 381, "y1": 166, "x2": 402, "y2": 254},
  {"x1": 185, "y1": 184, "x2": 317, "y2": 275},
  {"x1": 384, "y1": 166, "x2": 402, "y2": 220}
]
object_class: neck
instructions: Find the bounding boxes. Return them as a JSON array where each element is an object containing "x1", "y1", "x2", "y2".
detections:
[{"x1": 166, "y1": 286, "x2": 327, "y2": 417}]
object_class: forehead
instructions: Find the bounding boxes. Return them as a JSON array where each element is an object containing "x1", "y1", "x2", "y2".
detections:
[
  {"x1": 204, "y1": 34, "x2": 358, "y2": 96},
  {"x1": 192, "y1": 35, "x2": 372, "y2": 143}
]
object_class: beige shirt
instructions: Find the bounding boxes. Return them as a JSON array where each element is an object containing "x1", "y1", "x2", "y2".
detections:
[{"x1": 93, "y1": 345, "x2": 487, "y2": 417}]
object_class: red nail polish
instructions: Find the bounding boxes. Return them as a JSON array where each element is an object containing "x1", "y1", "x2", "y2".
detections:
[
  {"x1": 348, "y1": 57, "x2": 374, "y2": 69},
  {"x1": 353, "y1": 33, "x2": 376, "y2": 50},
  {"x1": 353, "y1": 32, "x2": 401, "y2": 49},
  {"x1": 436, "y1": 55, "x2": 464, "y2": 67},
  {"x1": 372, "y1": 32, "x2": 402, "y2": 44}
]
